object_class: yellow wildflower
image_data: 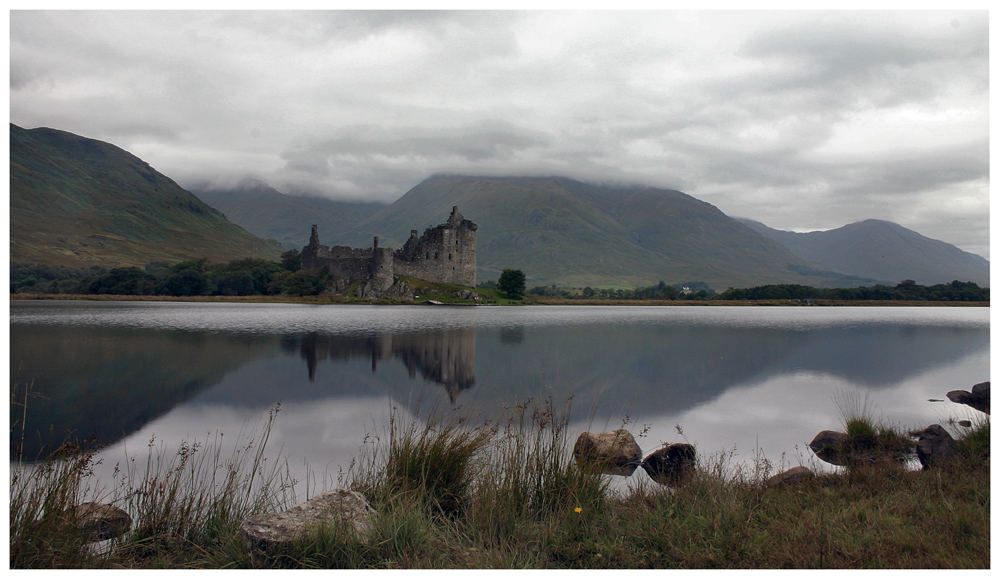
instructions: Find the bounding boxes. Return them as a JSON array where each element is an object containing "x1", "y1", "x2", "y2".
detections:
[{"x1": 574, "y1": 507, "x2": 582, "y2": 513}]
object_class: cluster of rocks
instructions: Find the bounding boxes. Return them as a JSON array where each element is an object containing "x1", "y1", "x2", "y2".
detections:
[
  {"x1": 806, "y1": 381, "x2": 989, "y2": 472},
  {"x1": 570, "y1": 429, "x2": 820, "y2": 489},
  {"x1": 568, "y1": 381, "x2": 990, "y2": 490},
  {"x1": 946, "y1": 381, "x2": 990, "y2": 415},
  {"x1": 572, "y1": 429, "x2": 696, "y2": 486},
  {"x1": 807, "y1": 424, "x2": 961, "y2": 472}
]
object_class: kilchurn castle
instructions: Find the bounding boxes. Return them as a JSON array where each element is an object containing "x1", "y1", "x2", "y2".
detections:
[{"x1": 301, "y1": 206, "x2": 477, "y2": 294}]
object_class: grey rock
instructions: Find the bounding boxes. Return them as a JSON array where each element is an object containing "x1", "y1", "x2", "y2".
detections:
[
  {"x1": 572, "y1": 430, "x2": 642, "y2": 476},
  {"x1": 764, "y1": 466, "x2": 816, "y2": 488},
  {"x1": 914, "y1": 424, "x2": 959, "y2": 470},
  {"x1": 946, "y1": 381, "x2": 990, "y2": 414},
  {"x1": 67, "y1": 502, "x2": 132, "y2": 542},
  {"x1": 241, "y1": 489, "x2": 375, "y2": 552},
  {"x1": 640, "y1": 443, "x2": 696, "y2": 486},
  {"x1": 808, "y1": 430, "x2": 850, "y2": 466},
  {"x1": 809, "y1": 429, "x2": 912, "y2": 467}
]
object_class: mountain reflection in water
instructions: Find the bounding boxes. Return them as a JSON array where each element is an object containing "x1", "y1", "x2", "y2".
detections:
[{"x1": 10, "y1": 303, "x2": 988, "y2": 474}]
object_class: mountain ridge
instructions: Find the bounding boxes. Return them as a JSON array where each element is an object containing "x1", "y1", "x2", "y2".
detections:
[
  {"x1": 326, "y1": 174, "x2": 871, "y2": 289},
  {"x1": 11, "y1": 123, "x2": 986, "y2": 289},
  {"x1": 193, "y1": 179, "x2": 388, "y2": 250},
  {"x1": 10, "y1": 124, "x2": 283, "y2": 268},
  {"x1": 739, "y1": 217, "x2": 989, "y2": 286}
]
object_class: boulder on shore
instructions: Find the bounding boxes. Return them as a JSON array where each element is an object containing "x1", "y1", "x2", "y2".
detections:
[
  {"x1": 764, "y1": 466, "x2": 815, "y2": 488},
  {"x1": 946, "y1": 381, "x2": 990, "y2": 414},
  {"x1": 808, "y1": 429, "x2": 912, "y2": 467},
  {"x1": 808, "y1": 430, "x2": 850, "y2": 466},
  {"x1": 241, "y1": 489, "x2": 375, "y2": 553},
  {"x1": 572, "y1": 430, "x2": 642, "y2": 476},
  {"x1": 640, "y1": 443, "x2": 696, "y2": 486},
  {"x1": 914, "y1": 424, "x2": 959, "y2": 470},
  {"x1": 66, "y1": 502, "x2": 132, "y2": 542}
]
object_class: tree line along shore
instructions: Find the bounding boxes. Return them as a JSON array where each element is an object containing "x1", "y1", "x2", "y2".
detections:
[{"x1": 10, "y1": 257, "x2": 989, "y2": 305}]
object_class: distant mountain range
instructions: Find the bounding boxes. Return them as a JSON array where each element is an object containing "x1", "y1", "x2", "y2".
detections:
[
  {"x1": 326, "y1": 174, "x2": 876, "y2": 288},
  {"x1": 10, "y1": 124, "x2": 282, "y2": 268},
  {"x1": 739, "y1": 218, "x2": 989, "y2": 287},
  {"x1": 10, "y1": 124, "x2": 988, "y2": 289},
  {"x1": 194, "y1": 179, "x2": 386, "y2": 250},
  {"x1": 200, "y1": 174, "x2": 988, "y2": 288}
]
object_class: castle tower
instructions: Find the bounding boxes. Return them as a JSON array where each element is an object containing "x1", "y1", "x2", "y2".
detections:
[
  {"x1": 392, "y1": 206, "x2": 477, "y2": 287},
  {"x1": 301, "y1": 224, "x2": 323, "y2": 270},
  {"x1": 447, "y1": 205, "x2": 463, "y2": 226},
  {"x1": 371, "y1": 235, "x2": 395, "y2": 292}
]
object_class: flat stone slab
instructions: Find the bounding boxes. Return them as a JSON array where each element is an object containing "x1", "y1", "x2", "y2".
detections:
[{"x1": 241, "y1": 489, "x2": 375, "y2": 552}]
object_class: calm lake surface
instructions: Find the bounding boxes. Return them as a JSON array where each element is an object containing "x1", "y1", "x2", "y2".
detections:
[{"x1": 10, "y1": 301, "x2": 989, "y2": 488}]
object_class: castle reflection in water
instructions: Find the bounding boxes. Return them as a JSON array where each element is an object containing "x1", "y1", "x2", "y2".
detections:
[{"x1": 292, "y1": 328, "x2": 476, "y2": 403}]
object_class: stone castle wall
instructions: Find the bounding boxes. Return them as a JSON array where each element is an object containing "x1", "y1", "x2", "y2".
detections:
[
  {"x1": 393, "y1": 207, "x2": 477, "y2": 287},
  {"x1": 301, "y1": 206, "x2": 477, "y2": 291}
]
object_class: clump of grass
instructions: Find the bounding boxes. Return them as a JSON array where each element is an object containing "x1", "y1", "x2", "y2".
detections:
[
  {"x1": 9, "y1": 443, "x2": 104, "y2": 568},
  {"x1": 349, "y1": 409, "x2": 493, "y2": 518},
  {"x1": 952, "y1": 417, "x2": 990, "y2": 465},
  {"x1": 10, "y1": 405, "x2": 296, "y2": 569},
  {"x1": 114, "y1": 405, "x2": 296, "y2": 564},
  {"x1": 834, "y1": 392, "x2": 915, "y2": 469},
  {"x1": 338, "y1": 397, "x2": 609, "y2": 559},
  {"x1": 466, "y1": 398, "x2": 609, "y2": 546}
]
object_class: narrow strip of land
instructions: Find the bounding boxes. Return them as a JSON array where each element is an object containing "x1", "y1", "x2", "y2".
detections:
[{"x1": 8, "y1": 293, "x2": 989, "y2": 307}]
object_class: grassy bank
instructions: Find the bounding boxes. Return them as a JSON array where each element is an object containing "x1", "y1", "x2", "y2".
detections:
[{"x1": 10, "y1": 400, "x2": 989, "y2": 569}]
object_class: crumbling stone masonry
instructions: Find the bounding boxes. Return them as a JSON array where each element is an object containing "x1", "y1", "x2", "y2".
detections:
[{"x1": 301, "y1": 206, "x2": 477, "y2": 290}]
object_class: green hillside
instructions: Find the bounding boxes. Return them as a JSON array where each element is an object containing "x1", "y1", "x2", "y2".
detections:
[
  {"x1": 10, "y1": 124, "x2": 283, "y2": 268},
  {"x1": 330, "y1": 174, "x2": 865, "y2": 289}
]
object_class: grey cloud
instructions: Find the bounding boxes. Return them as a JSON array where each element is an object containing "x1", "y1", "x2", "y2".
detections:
[
  {"x1": 822, "y1": 141, "x2": 988, "y2": 199},
  {"x1": 9, "y1": 10, "x2": 990, "y2": 257},
  {"x1": 277, "y1": 120, "x2": 553, "y2": 196},
  {"x1": 323, "y1": 121, "x2": 549, "y2": 161},
  {"x1": 743, "y1": 12, "x2": 987, "y2": 75}
]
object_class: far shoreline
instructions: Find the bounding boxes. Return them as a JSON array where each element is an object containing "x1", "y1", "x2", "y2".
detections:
[{"x1": 8, "y1": 293, "x2": 989, "y2": 307}]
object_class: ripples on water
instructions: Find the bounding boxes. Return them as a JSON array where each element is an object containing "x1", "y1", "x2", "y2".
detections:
[{"x1": 11, "y1": 301, "x2": 986, "y2": 333}]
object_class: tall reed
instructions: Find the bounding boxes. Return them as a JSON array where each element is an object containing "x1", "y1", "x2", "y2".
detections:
[{"x1": 10, "y1": 405, "x2": 295, "y2": 568}]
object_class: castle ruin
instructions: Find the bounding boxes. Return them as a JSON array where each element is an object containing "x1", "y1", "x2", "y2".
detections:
[{"x1": 301, "y1": 206, "x2": 477, "y2": 295}]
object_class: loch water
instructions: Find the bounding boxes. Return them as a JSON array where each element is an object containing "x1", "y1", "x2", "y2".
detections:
[{"x1": 10, "y1": 301, "x2": 989, "y2": 487}]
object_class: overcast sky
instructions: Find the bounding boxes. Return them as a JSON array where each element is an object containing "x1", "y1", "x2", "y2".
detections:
[{"x1": 9, "y1": 9, "x2": 990, "y2": 258}]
